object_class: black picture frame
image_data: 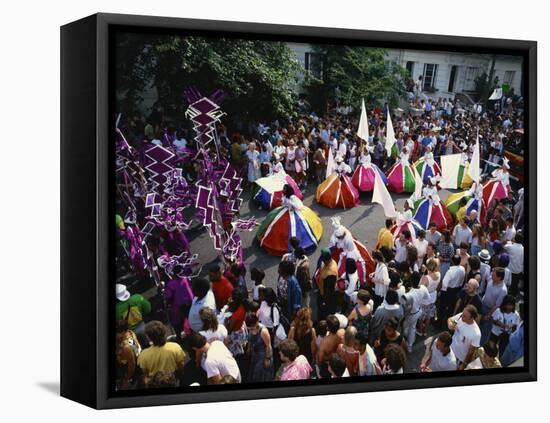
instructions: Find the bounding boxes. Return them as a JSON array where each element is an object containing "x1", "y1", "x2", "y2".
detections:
[{"x1": 60, "y1": 12, "x2": 537, "y2": 409}]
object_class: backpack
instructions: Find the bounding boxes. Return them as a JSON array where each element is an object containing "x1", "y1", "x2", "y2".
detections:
[
  {"x1": 123, "y1": 301, "x2": 143, "y2": 329},
  {"x1": 270, "y1": 303, "x2": 290, "y2": 348}
]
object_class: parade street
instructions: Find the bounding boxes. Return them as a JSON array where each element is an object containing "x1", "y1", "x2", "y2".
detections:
[{"x1": 182, "y1": 184, "x2": 457, "y2": 371}]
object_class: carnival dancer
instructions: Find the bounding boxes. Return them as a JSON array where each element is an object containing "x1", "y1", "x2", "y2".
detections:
[
  {"x1": 326, "y1": 217, "x2": 375, "y2": 285},
  {"x1": 390, "y1": 200, "x2": 424, "y2": 241},
  {"x1": 414, "y1": 146, "x2": 441, "y2": 185},
  {"x1": 457, "y1": 142, "x2": 474, "y2": 189},
  {"x1": 351, "y1": 146, "x2": 388, "y2": 192},
  {"x1": 483, "y1": 158, "x2": 512, "y2": 207},
  {"x1": 316, "y1": 154, "x2": 359, "y2": 209},
  {"x1": 413, "y1": 176, "x2": 452, "y2": 230},
  {"x1": 387, "y1": 148, "x2": 418, "y2": 193},
  {"x1": 253, "y1": 154, "x2": 303, "y2": 210},
  {"x1": 256, "y1": 184, "x2": 322, "y2": 256},
  {"x1": 446, "y1": 181, "x2": 486, "y2": 224}
]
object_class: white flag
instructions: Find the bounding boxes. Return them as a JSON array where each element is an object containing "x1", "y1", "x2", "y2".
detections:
[
  {"x1": 439, "y1": 153, "x2": 462, "y2": 189},
  {"x1": 414, "y1": 165, "x2": 424, "y2": 198},
  {"x1": 468, "y1": 134, "x2": 480, "y2": 183},
  {"x1": 326, "y1": 146, "x2": 336, "y2": 179},
  {"x1": 372, "y1": 171, "x2": 397, "y2": 217},
  {"x1": 385, "y1": 108, "x2": 396, "y2": 157},
  {"x1": 489, "y1": 88, "x2": 503, "y2": 100},
  {"x1": 357, "y1": 98, "x2": 369, "y2": 142}
]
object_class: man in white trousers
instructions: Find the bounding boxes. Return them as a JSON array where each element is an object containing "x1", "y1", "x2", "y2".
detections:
[{"x1": 402, "y1": 271, "x2": 430, "y2": 353}]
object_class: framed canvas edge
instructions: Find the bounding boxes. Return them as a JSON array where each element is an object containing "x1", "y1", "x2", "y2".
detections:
[{"x1": 89, "y1": 12, "x2": 537, "y2": 409}]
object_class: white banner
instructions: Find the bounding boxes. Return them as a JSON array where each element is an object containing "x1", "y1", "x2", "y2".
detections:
[{"x1": 439, "y1": 153, "x2": 462, "y2": 189}]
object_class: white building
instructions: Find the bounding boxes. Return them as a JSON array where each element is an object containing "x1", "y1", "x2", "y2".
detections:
[{"x1": 288, "y1": 43, "x2": 523, "y2": 100}]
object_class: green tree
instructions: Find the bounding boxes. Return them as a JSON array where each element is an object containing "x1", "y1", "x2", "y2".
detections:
[
  {"x1": 303, "y1": 45, "x2": 408, "y2": 112},
  {"x1": 115, "y1": 33, "x2": 302, "y2": 123}
]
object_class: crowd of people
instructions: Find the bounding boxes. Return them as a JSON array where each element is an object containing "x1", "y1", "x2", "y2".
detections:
[{"x1": 115, "y1": 92, "x2": 526, "y2": 390}]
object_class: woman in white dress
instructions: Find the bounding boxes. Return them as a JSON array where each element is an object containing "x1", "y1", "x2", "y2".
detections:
[
  {"x1": 418, "y1": 258, "x2": 441, "y2": 336},
  {"x1": 246, "y1": 142, "x2": 261, "y2": 185}
]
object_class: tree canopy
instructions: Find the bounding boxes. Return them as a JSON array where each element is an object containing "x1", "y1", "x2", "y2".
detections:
[
  {"x1": 115, "y1": 33, "x2": 301, "y2": 124},
  {"x1": 304, "y1": 45, "x2": 408, "y2": 112}
]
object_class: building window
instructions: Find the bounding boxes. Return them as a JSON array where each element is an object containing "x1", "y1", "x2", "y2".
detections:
[
  {"x1": 305, "y1": 52, "x2": 323, "y2": 79},
  {"x1": 423, "y1": 64, "x2": 438, "y2": 90},
  {"x1": 464, "y1": 66, "x2": 481, "y2": 91},
  {"x1": 504, "y1": 70, "x2": 516, "y2": 85},
  {"x1": 448, "y1": 65, "x2": 458, "y2": 92}
]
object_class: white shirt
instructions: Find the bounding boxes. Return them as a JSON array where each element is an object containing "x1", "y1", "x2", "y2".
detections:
[
  {"x1": 441, "y1": 265, "x2": 466, "y2": 291},
  {"x1": 503, "y1": 226, "x2": 516, "y2": 242},
  {"x1": 394, "y1": 239, "x2": 408, "y2": 263},
  {"x1": 491, "y1": 309, "x2": 520, "y2": 336},
  {"x1": 453, "y1": 224, "x2": 472, "y2": 246},
  {"x1": 373, "y1": 263, "x2": 390, "y2": 297},
  {"x1": 257, "y1": 301, "x2": 279, "y2": 329},
  {"x1": 189, "y1": 291, "x2": 216, "y2": 332},
  {"x1": 202, "y1": 340, "x2": 242, "y2": 382},
  {"x1": 200, "y1": 324, "x2": 228, "y2": 343},
  {"x1": 504, "y1": 242, "x2": 524, "y2": 274},
  {"x1": 413, "y1": 238, "x2": 428, "y2": 260},
  {"x1": 450, "y1": 313, "x2": 481, "y2": 362},
  {"x1": 429, "y1": 341, "x2": 457, "y2": 371},
  {"x1": 406, "y1": 286, "x2": 430, "y2": 314}
]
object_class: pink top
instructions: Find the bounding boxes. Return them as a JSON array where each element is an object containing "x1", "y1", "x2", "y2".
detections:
[{"x1": 280, "y1": 355, "x2": 312, "y2": 381}]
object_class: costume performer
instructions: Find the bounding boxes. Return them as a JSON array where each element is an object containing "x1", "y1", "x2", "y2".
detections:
[
  {"x1": 316, "y1": 154, "x2": 359, "y2": 209},
  {"x1": 387, "y1": 148, "x2": 418, "y2": 193},
  {"x1": 351, "y1": 148, "x2": 388, "y2": 192},
  {"x1": 256, "y1": 184, "x2": 322, "y2": 256}
]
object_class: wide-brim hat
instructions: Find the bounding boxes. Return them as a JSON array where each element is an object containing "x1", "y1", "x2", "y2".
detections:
[
  {"x1": 116, "y1": 283, "x2": 131, "y2": 301},
  {"x1": 478, "y1": 249, "x2": 491, "y2": 262}
]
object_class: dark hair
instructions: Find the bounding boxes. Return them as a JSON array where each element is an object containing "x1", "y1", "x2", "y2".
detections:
[
  {"x1": 192, "y1": 277, "x2": 211, "y2": 299},
  {"x1": 329, "y1": 353, "x2": 347, "y2": 377},
  {"x1": 294, "y1": 246, "x2": 306, "y2": 260},
  {"x1": 442, "y1": 229, "x2": 452, "y2": 243},
  {"x1": 385, "y1": 218, "x2": 394, "y2": 229},
  {"x1": 483, "y1": 340, "x2": 499, "y2": 358},
  {"x1": 437, "y1": 331, "x2": 453, "y2": 349},
  {"x1": 493, "y1": 267, "x2": 506, "y2": 281},
  {"x1": 316, "y1": 320, "x2": 328, "y2": 337},
  {"x1": 250, "y1": 267, "x2": 265, "y2": 282},
  {"x1": 402, "y1": 230, "x2": 412, "y2": 241},
  {"x1": 326, "y1": 315, "x2": 340, "y2": 334},
  {"x1": 417, "y1": 229, "x2": 426, "y2": 239},
  {"x1": 385, "y1": 289, "x2": 399, "y2": 306},
  {"x1": 188, "y1": 332, "x2": 207, "y2": 350},
  {"x1": 244, "y1": 312, "x2": 259, "y2": 328},
  {"x1": 372, "y1": 250, "x2": 385, "y2": 263},
  {"x1": 283, "y1": 184, "x2": 295, "y2": 198},
  {"x1": 357, "y1": 289, "x2": 371, "y2": 305},
  {"x1": 451, "y1": 255, "x2": 461, "y2": 266},
  {"x1": 279, "y1": 339, "x2": 300, "y2": 361},
  {"x1": 514, "y1": 232, "x2": 523, "y2": 244},
  {"x1": 228, "y1": 287, "x2": 248, "y2": 312},
  {"x1": 263, "y1": 287, "x2": 277, "y2": 306},
  {"x1": 116, "y1": 319, "x2": 129, "y2": 334},
  {"x1": 389, "y1": 270, "x2": 401, "y2": 288},
  {"x1": 209, "y1": 264, "x2": 221, "y2": 274},
  {"x1": 384, "y1": 317, "x2": 399, "y2": 331},
  {"x1": 459, "y1": 241, "x2": 469, "y2": 250},
  {"x1": 380, "y1": 246, "x2": 394, "y2": 262},
  {"x1": 279, "y1": 260, "x2": 295, "y2": 278},
  {"x1": 500, "y1": 294, "x2": 516, "y2": 311},
  {"x1": 410, "y1": 271, "x2": 421, "y2": 288},
  {"x1": 463, "y1": 304, "x2": 479, "y2": 320},
  {"x1": 290, "y1": 236, "x2": 301, "y2": 249},
  {"x1": 383, "y1": 344, "x2": 406, "y2": 373},
  {"x1": 468, "y1": 256, "x2": 481, "y2": 271},
  {"x1": 144, "y1": 321, "x2": 167, "y2": 347}
]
